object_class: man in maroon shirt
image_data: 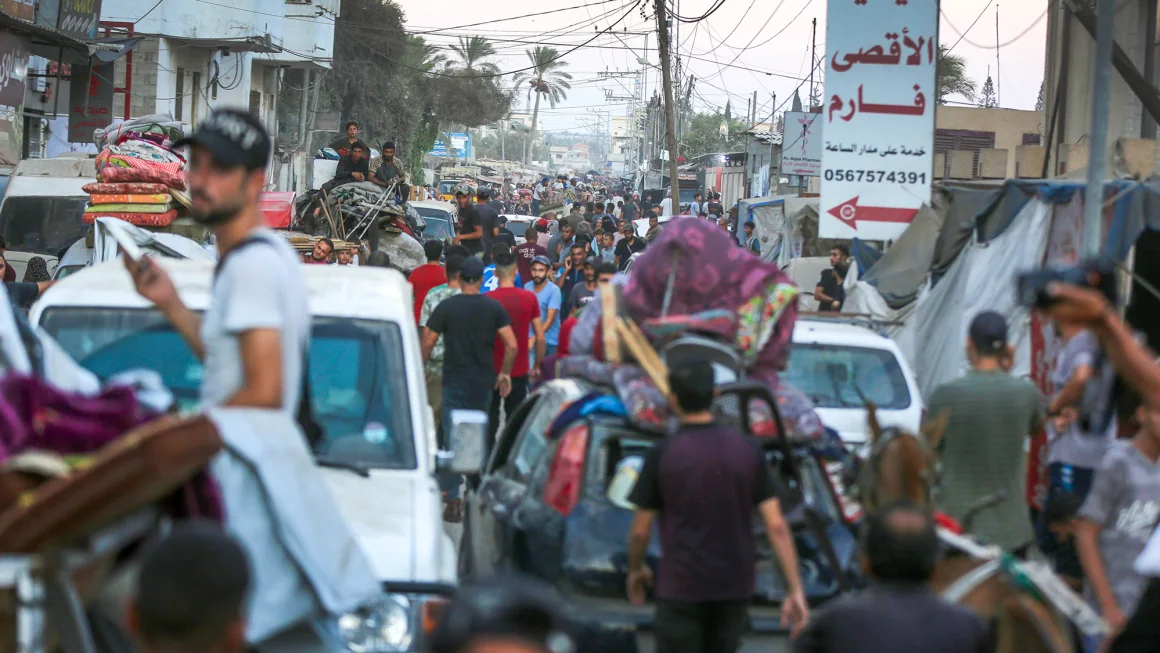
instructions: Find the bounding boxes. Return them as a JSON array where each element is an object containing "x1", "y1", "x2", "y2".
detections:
[
  {"x1": 514, "y1": 225, "x2": 547, "y2": 285},
  {"x1": 486, "y1": 251, "x2": 545, "y2": 445},
  {"x1": 627, "y1": 357, "x2": 809, "y2": 651},
  {"x1": 409, "y1": 240, "x2": 447, "y2": 324}
]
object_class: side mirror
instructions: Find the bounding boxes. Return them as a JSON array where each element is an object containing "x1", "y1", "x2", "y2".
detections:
[{"x1": 438, "y1": 409, "x2": 488, "y2": 475}]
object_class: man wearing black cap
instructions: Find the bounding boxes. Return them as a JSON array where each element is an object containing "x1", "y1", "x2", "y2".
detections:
[
  {"x1": 126, "y1": 108, "x2": 310, "y2": 412},
  {"x1": 422, "y1": 256, "x2": 518, "y2": 521},
  {"x1": 922, "y1": 310, "x2": 1045, "y2": 554}
]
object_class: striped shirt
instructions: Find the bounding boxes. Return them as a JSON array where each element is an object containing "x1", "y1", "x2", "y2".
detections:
[{"x1": 926, "y1": 370, "x2": 1045, "y2": 550}]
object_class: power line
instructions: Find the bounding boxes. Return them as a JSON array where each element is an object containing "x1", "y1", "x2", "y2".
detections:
[
  {"x1": 335, "y1": 0, "x2": 643, "y2": 80},
  {"x1": 673, "y1": 0, "x2": 728, "y2": 23},
  {"x1": 411, "y1": 0, "x2": 621, "y2": 35},
  {"x1": 694, "y1": 0, "x2": 787, "y2": 84},
  {"x1": 939, "y1": 6, "x2": 1048, "y2": 50},
  {"x1": 944, "y1": 0, "x2": 994, "y2": 54}
]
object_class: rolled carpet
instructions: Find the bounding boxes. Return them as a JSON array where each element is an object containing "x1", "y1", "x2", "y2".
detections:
[
  {"x1": 84, "y1": 202, "x2": 173, "y2": 214},
  {"x1": 82, "y1": 210, "x2": 178, "y2": 227},
  {"x1": 88, "y1": 193, "x2": 170, "y2": 204}
]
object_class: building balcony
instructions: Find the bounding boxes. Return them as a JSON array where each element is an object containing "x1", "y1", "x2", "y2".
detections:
[{"x1": 101, "y1": 0, "x2": 286, "y2": 48}]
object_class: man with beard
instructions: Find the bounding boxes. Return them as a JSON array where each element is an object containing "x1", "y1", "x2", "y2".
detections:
[
  {"x1": 126, "y1": 108, "x2": 309, "y2": 412},
  {"x1": 615, "y1": 223, "x2": 646, "y2": 271},
  {"x1": 555, "y1": 243, "x2": 587, "y2": 304},
  {"x1": 453, "y1": 183, "x2": 484, "y2": 258},
  {"x1": 304, "y1": 237, "x2": 334, "y2": 264},
  {"x1": 371, "y1": 141, "x2": 407, "y2": 201},
  {"x1": 486, "y1": 252, "x2": 545, "y2": 445},
  {"x1": 524, "y1": 256, "x2": 562, "y2": 358}
]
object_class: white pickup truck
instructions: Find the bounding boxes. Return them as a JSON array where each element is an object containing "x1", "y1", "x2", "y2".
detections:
[{"x1": 30, "y1": 259, "x2": 470, "y2": 652}]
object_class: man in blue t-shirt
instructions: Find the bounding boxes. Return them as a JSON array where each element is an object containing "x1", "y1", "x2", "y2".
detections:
[
  {"x1": 524, "y1": 255, "x2": 561, "y2": 356},
  {"x1": 481, "y1": 244, "x2": 521, "y2": 294}
]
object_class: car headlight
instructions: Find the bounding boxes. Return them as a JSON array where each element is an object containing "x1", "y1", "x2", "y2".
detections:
[{"x1": 338, "y1": 595, "x2": 413, "y2": 653}]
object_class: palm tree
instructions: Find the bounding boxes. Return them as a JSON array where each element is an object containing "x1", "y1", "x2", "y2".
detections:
[
  {"x1": 512, "y1": 46, "x2": 573, "y2": 165},
  {"x1": 402, "y1": 35, "x2": 446, "y2": 73},
  {"x1": 449, "y1": 36, "x2": 499, "y2": 75},
  {"x1": 936, "y1": 45, "x2": 977, "y2": 105}
]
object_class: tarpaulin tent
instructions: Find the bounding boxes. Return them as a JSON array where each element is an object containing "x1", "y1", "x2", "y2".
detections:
[
  {"x1": 740, "y1": 195, "x2": 819, "y2": 267},
  {"x1": 840, "y1": 177, "x2": 1159, "y2": 511}
]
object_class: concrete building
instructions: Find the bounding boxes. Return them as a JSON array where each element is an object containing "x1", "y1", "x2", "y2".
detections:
[
  {"x1": 1042, "y1": 0, "x2": 1160, "y2": 177},
  {"x1": 933, "y1": 106, "x2": 1042, "y2": 180},
  {"x1": 98, "y1": 0, "x2": 338, "y2": 190}
]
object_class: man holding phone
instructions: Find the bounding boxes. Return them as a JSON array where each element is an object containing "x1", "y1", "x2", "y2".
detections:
[{"x1": 125, "y1": 108, "x2": 310, "y2": 411}]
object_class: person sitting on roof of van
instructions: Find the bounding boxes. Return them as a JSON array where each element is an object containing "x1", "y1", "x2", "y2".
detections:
[
  {"x1": 370, "y1": 141, "x2": 407, "y2": 201},
  {"x1": 320, "y1": 143, "x2": 370, "y2": 193}
]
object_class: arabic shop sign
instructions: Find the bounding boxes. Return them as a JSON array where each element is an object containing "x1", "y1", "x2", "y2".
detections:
[
  {"x1": 68, "y1": 63, "x2": 115, "y2": 142},
  {"x1": 0, "y1": 0, "x2": 33, "y2": 22},
  {"x1": 782, "y1": 111, "x2": 823, "y2": 177},
  {"x1": 0, "y1": 29, "x2": 26, "y2": 166},
  {"x1": 820, "y1": 0, "x2": 937, "y2": 241}
]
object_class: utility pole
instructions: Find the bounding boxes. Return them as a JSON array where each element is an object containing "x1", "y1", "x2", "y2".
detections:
[
  {"x1": 995, "y1": 4, "x2": 1001, "y2": 106},
  {"x1": 1083, "y1": 0, "x2": 1114, "y2": 256},
  {"x1": 655, "y1": 0, "x2": 681, "y2": 199},
  {"x1": 809, "y1": 18, "x2": 817, "y2": 110},
  {"x1": 751, "y1": 91, "x2": 758, "y2": 126}
]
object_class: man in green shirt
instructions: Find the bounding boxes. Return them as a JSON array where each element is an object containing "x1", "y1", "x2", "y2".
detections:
[{"x1": 924, "y1": 311, "x2": 1046, "y2": 553}]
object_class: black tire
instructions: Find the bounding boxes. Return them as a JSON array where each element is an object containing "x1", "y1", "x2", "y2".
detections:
[{"x1": 457, "y1": 513, "x2": 474, "y2": 581}]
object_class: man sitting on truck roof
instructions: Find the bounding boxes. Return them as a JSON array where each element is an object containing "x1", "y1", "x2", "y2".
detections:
[{"x1": 371, "y1": 141, "x2": 407, "y2": 201}]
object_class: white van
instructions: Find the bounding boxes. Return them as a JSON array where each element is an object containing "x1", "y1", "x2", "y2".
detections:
[
  {"x1": 0, "y1": 157, "x2": 95, "y2": 257},
  {"x1": 31, "y1": 259, "x2": 467, "y2": 651},
  {"x1": 784, "y1": 316, "x2": 925, "y2": 449}
]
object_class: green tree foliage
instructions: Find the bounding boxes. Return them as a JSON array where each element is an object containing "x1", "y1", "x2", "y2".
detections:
[
  {"x1": 449, "y1": 36, "x2": 500, "y2": 75},
  {"x1": 978, "y1": 75, "x2": 998, "y2": 108},
  {"x1": 936, "y1": 45, "x2": 977, "y2": 105},
  {"x1": 679, "y1": 111, "x2": 751, "y2": 158},
  {"x1": 323, "y1": 0, "x2": 511, "y2": 178},
  {"x1": 512, "y1": 46, "x2": 573, "y2": 165}
]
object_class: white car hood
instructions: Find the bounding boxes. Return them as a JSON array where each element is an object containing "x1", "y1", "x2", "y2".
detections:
[
  {"x1": 814, "y1": 406, "x2": 920, "y2": 448},
  {"x1": 321, "y1": 469, "x2": 454, "y2": 585}
]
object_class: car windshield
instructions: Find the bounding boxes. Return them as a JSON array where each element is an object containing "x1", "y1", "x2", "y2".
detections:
[
  {"x1": 412, "y1": 208, "x2": 453, "y2": 240},
  {"x1": 39, "y1": 308, "x2": 417, "y2": 470},
  {"x1": 678, "y1": 188, "x2": 697, "y2": 205},
  {"x1": 0, "y1": 196, "x2": 90, "y2": 254},
  {"x1": 438, "y1": 180, "x2": 457, "y2": 194},
  {"x1": 782, "y1": 343, "x2": 911, "y2": 410}
]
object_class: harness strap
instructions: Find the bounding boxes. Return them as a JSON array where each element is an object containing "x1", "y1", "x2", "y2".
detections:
[{"x1": 940, "y1": 558, "x2": 1001, "y2": 603}]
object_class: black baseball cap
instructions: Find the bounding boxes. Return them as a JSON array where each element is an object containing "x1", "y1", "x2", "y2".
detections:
[
  {"x1": 968, "y1": 310, "x2": 1008, "y2": 355},
  {"x1": 172, "y1": 108, "x2": 271, "y2": 170},
  {"x1": 476, "y1": 187, "x2": 491, "y2": 198},
  {"x1": 458, "y1": 256, "x2": 485, "y2": 282}
]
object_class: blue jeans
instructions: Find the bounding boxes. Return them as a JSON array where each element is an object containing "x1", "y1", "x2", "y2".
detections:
[
  {"x1": 439, "y1": 382, "x2": 494, "y2": 499},
  {"x1": 532, "y1": 199, "x2": 541, "y2": 215}
]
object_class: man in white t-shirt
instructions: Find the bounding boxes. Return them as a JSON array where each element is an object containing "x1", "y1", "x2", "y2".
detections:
[
  {"x1": 125, "y1": 108, "x2": 310, "y2": 412},
  {"x1": 659, "y1": 189, "x2": 673, "y2": 217},
  {"x1": 532, "y1": 179, "x2": 545, "y2": 215}
]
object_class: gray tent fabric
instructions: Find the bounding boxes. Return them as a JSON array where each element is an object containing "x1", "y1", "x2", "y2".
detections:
[{"x1": 859, "y1": 204, "x2": 944, "y2": 309}]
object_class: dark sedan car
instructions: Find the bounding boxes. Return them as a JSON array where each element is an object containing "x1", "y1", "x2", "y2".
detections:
[{"x1": 459, "y1": 378, "x2": 862, "y2": 647}]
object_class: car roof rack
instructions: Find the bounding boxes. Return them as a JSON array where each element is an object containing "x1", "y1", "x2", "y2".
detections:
[{"x1": 796, "y1": 312, "x2": 905, "y2": 337}]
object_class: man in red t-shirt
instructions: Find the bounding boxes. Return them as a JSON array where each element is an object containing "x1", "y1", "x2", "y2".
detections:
[
  {"x1": 409, "y1": 240, "x2": 447, "y2": 324},
  {"x1": 487, "y1": 251, "x2": 545, "y2": 444},
  {"x1": 515, "y1": 224, "x2": 548, "y2": 285}
]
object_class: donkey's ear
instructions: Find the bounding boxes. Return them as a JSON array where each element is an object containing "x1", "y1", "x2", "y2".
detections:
[
  {"x1": 921, "y1": 410, "x2": 950, "y2": 451},
  {"x1": 866, "y1": 402, "x2": 883, "y2": 444}
]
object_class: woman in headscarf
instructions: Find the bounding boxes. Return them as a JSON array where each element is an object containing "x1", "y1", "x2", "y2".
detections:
[
  {"x1": 0, "y1": 252, "x2": 54, "y2": 308},
  {"x1": 21, "y1": 256, "x2": 49, "y2": 283}
]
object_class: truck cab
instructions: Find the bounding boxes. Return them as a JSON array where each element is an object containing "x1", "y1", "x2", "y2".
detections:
[{"x1": 30, "y1": 259, "x2": 460, "y2": 651}]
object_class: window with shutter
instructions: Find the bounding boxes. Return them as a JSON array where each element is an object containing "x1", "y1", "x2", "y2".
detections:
[
  {"x1": 249, "y1": 91, "x2": 261, "y2": 116},
  {"x1": 1023, "y1": 133, "x2": 1042, "y2": 145},
  {"x1": 934, "y1": 128, "x2": 996, "y2": 178}
]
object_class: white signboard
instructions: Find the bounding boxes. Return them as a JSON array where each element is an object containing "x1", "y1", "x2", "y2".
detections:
[
  {"x1": 782, "y1": 111, "x2": 823, "y2": 176},
  {"x1": 820, "y1": 0, "x2": 937, "y2": 240}
]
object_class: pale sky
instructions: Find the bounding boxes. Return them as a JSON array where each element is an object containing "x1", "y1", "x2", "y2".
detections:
[{"x1": 398, "y1": 0, "x2": 1049, "y2": 134}]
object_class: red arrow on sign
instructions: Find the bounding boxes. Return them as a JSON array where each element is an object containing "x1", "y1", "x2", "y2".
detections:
[{"x1": 826, "y1": 196, "x2": 918, "y2": 231}]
